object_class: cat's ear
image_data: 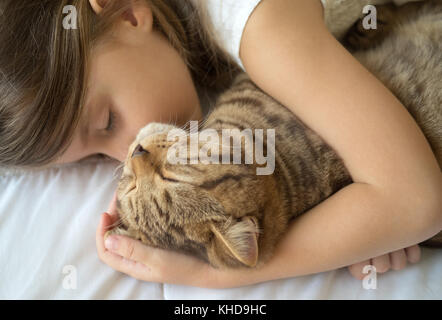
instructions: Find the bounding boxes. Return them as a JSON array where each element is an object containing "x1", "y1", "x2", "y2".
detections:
[{"x1": 210, "y1": 216, "x2": 259, "y2": 267}]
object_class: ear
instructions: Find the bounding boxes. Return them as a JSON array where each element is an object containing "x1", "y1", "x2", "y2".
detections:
[
  {"x1": 210, "y1": 216, "x2": 260, "y2": 267},
  {"x1": 89, "y1": 0, "x2": 107, "y2": 14},
  {"x1": 88, "y1": 0, "x2": 153, "y2": 31}
]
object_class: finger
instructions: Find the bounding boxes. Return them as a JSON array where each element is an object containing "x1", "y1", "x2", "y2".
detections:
[
  {"x1": 107, "y1": 189, "x2": 119, "y2": 216},
  {"x1": 405, "y1": 244, "x2": 421, "y2": 264},
  {"x1": 96, "y1": 214, "x2": 153, "y2": 280},
  {"x1": 96, "y1": 212, "x2": 122, "y2": 259},
  {"x1": 102, "y1": 242, "x2": 203, "y2": 284},
  {"x1": 390, "y1": 249, "x2": 407, "y2": 270},
  {"x1": 372, "y1": 254, "x2": 391, "y2": 273},
  {"x1": 96, "y1": 213, "x2": 115, "y2": 257},
  {"x1": 348, "y1": 259, "x2": 371, "y2": 280},
  {"x1": 96, "y1": 213, "x2": 109, "y2": 260},
  {"x1": 105, "y1": 235, "x2": 151, "y2": 265},
  {"x1": 101, "y1": 249, "x2": 153, "y2": 281}
]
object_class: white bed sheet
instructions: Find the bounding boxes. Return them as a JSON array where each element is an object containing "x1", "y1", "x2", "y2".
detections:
[{"x1": 0, "y1": 159, "x2": 441, "y2": 299}]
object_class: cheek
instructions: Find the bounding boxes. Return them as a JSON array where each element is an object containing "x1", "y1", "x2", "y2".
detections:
[
  {"x1": 104, "y1": 55, "x2": 201, "y2": 145},
  {"x1": 125, "y1": 86, "x2": 200, "y2": 129},
  {"x1": 107, "y1": 135, "x2": 137, "y2": 162},
  {"x1": 121, "y1": 55, "x2": 200, "y2": 126}
]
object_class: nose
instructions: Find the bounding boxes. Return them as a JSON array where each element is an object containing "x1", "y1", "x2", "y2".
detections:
[{"x1": 131, "y1": 144, "x2": 149, "y2": 158}]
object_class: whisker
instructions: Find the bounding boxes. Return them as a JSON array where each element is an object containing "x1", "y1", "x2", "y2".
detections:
[
  {"x1": 106, "y1": 211, "x2": 134, "y2": 230},
  {"x1": 106, "y1": 218, "x2": 124, "y2": 230},
  {"x1": 112, "y1": 162, "x2": 125, "y2": 181}
]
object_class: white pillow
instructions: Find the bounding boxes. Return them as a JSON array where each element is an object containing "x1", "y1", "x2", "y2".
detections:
[
  {"x1": 1, "y1": 158, "x2": 441, "y2": 299},
  {"x1": 0, "y1": 158, "x2": 162, "y2": 299}
]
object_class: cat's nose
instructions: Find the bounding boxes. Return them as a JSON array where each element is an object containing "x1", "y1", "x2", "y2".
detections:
[{"x1": 131, "y1": 144, "x2": 149, "y2": 158}]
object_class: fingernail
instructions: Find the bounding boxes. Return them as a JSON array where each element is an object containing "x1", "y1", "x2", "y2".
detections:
[{"x1": 105, "y1": 236, "x2": 118, "y2": 251}]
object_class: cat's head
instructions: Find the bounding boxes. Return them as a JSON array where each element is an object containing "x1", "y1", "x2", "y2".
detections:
[{"x1": 110, "y1": 122, "x2": 282, "y2": 269}]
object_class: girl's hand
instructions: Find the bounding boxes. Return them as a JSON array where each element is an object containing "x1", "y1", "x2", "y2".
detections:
[
  {"x1": 95, "y1": 191, "x2": 266, "y2": 288},
  {"x1": 347, "y1": 245, "x2": 421, "y2": 280},
  {"x1": 97, "y1": 211, "x2": 213, "y2": 287},
  {"x1": 96, "y1": 192, "x2": 424, "y2": 285}
]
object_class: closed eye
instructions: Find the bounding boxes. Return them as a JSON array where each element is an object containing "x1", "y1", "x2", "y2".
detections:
[{"x1": 158, "y1": 170, "x2": 180, "y2": 183}]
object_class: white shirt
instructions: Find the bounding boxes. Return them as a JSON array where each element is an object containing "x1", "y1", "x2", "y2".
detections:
[
  {"x1": 201, "y1": 0, "x2": 326, "y2": 70},
  {"x1": 199, "y1": 0, "x2": 420, "y2": 70},
  {"x1": 202, "y1": 0, "x2": 263, "y2": 69}
]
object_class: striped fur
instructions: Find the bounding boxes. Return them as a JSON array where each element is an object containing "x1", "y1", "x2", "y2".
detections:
[{"x1": 106, "y1": 1, "x2": 441, "y2": 269}]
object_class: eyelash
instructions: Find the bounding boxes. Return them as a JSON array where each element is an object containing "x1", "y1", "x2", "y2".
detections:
[{"x1": 106, "y1": 110, "x2": 116, "y2": 132}]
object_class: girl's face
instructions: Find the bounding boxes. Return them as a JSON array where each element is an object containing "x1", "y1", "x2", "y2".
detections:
[{"x1": 55, "y1": 1, "x2": 202, "y2": 164}]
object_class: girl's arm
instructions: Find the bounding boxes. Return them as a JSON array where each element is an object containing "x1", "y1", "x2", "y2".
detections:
[
  {"x1": 96, "y1": 0, "x2": 441, "y2": 289},
  {"x1": 236, "y1": 0, "x2": 442, "y2": 278}
]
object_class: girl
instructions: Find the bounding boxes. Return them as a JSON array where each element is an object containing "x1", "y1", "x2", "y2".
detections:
[{"x1": 0, "y1": 0, "x2": 440, "y2": 288}]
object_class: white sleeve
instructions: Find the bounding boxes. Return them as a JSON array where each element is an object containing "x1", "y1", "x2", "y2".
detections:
[
  {"x1": 203, "y1": 0, "x2": 327, "y2": 70},
  {"x1": 203, "y1": 0, "x2": 262, "y2": 70}
]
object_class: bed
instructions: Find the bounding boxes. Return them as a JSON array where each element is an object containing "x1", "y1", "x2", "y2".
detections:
[{"x1": 1, "y1": 158, "x2": 440, "y2": 299}]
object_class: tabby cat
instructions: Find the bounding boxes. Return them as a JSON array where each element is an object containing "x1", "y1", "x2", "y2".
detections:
[{"x1": 106, "y1": 2, "x2": 442, "y2": 269}]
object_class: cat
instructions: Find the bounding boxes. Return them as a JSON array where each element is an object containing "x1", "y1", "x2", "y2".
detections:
[{"x1": 105, "y1": 1, "x2": 442, "y2": 269}]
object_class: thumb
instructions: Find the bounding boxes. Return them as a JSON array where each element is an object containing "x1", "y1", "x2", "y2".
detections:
[
  {"x1": 107, "y1": 190, "x2": 119, "y2": 217},
  {"x1": 105, "y1": 234, "x2": 150, "y2": 264}
]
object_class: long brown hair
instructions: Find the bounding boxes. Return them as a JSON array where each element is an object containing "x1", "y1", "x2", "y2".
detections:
[{"x1": 0, "y1": 0, "x2": 240, "y2": 168}]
